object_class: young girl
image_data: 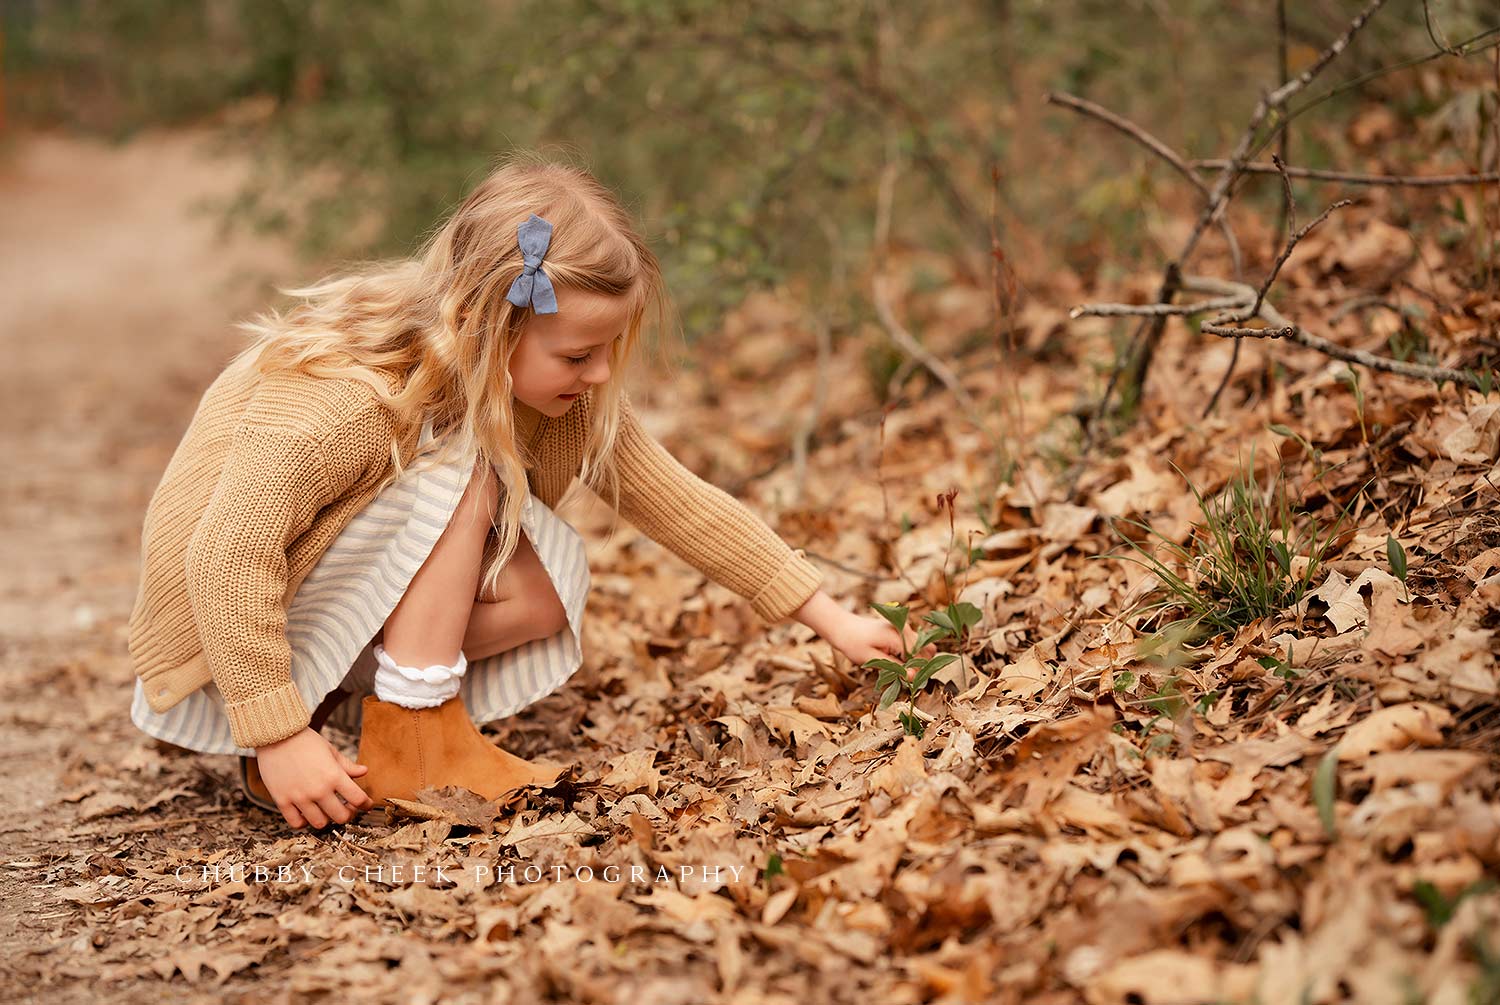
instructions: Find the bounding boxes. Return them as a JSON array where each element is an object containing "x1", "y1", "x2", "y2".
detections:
[{"x1": 127, "y1": 152, "x2": 933, "y2": 831}]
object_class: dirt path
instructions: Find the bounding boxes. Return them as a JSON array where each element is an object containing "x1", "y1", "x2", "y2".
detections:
[{"x1": 0, "y1": 126, "x2": 299, "y2": 999}]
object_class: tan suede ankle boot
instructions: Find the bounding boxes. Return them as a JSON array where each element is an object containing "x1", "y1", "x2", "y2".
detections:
[{"x1": 353, "y1": 692, "x2": 566, "y2": 809}]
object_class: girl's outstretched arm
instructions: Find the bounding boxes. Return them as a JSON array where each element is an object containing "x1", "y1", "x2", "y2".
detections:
[
  {"x1": 606, "y1": 391, "x2": 934, "y2": 670},
  {"x1": 607, "y1": 389, "x2": 822, "y2": 621}
]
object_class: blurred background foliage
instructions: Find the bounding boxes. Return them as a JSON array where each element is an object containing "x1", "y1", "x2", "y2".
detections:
[{"x1": 4, "y1": 0, "x2": 1497, "y2": 344}]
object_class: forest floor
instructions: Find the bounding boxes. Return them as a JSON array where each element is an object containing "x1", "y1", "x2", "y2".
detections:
[{"x1": 1, "y1": 124, "x2": 1497, "y2": 1005}]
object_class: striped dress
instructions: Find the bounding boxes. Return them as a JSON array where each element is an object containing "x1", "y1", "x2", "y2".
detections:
[{"x1": 129, "y1": 417, "x2": 590, "y2": 756}]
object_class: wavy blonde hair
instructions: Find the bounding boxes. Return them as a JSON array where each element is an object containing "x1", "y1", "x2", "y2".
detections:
[{"x1": 225, "y1": 149, "x2": 677, "y2": 602}]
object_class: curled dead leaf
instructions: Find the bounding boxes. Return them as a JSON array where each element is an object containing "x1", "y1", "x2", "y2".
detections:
[{"x1": 1336, "y1": 702, "x2": 1454, "y2": 762}]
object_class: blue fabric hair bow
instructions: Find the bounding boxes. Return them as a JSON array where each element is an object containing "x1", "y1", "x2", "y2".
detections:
[{"x1": 504, "y1": 212, "x2": 559, "y2": 314}]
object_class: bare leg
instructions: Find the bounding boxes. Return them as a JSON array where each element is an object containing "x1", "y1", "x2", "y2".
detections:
[
  {"x1": 380, "y1": 458, "x2": 498, "y2": 668},
  {"x1": 370, "y1": 538, "x2": 564, "y2": 663}
]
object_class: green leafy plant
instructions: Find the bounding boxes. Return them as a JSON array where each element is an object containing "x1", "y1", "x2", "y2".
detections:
[
  {"x1": 1257, "y1": 638, "x2": 1301, "y2": 682},
  {"x1": 862, "y1": 487, "x2": 987, "y2": 737},
  {"x1": 1413, "y1": 877, "x2": 1497, "y2": 928},
  {"x1": 863, "y1": 600, "x2": 963, "y2": 738}
]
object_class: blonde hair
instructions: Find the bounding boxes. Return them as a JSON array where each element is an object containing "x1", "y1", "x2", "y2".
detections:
[{"x1": 226, "y1": 149, "x2": 678, "y2": 602}]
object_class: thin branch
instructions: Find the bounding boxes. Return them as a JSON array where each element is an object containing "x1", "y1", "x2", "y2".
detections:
[
  {"x1": 1189, "y1": 160, "x2": 1500, "y2": 186},
  {"x1": 1274, "y1": 0, "x2": 1292, "y2": 240},
  {"x1": 1422, "y1": 0, "x2": 1465, "y2": 56},
  {"x1": 1070, "y1": 294, "x2": 1249, "y2": 319},
  {"x1": 1213, "y1": 189, "x2": 1353, "y2": 325},
  {"x1": 871, "y1": 274, "x2": 1000, "y2": 451},
  {"x1": 1079, "y1": 0, "x2": 1393, "y2": 457},
  {"x1": 1264, "y1": 0, "x2": 1390, "y2": 109},
  {"x1": 789, "y1": 213, "x2": 843, "y2": 508}
]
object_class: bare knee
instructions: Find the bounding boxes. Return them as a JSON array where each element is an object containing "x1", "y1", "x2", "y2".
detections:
[{"x1": 534, "y1": 589, "x2": 568, "y2": 639}]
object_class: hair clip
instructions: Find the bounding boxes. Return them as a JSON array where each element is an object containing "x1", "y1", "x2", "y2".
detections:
[{"x1": 504, "y1": 213, "x2": 559, "y2": 314}]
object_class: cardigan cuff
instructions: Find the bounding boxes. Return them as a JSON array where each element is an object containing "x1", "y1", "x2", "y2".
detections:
[
  {"x1": 224, "y1": 682, "x2": 312, "y2": 750},
  {"x1": 750, "y1": 548, "x2": 825, "y2": 623}
]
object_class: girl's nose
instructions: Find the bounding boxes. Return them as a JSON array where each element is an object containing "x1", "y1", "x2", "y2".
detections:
[{"x1": 583, "y1": 355, "x2": 611, "y2": 385}]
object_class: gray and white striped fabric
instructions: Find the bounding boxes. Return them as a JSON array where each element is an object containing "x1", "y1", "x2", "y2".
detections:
[{"x1": 130, "y1": 418, "x2": 590, "y2": 756}]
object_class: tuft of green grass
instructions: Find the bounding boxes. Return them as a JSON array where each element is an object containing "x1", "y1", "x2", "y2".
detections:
[{"x1": 1093, "y1": 444, "x2": 1368, "y2": 638}]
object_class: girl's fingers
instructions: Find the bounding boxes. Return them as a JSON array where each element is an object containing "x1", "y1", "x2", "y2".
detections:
[
  {"x1": 336, "y1": 774, "x2": 374, "y2": 811},
  {"x1": 281, "y1": 802, "x2": 307, "y2": 830},
  {"x1": 337, "y1": 750, "x2": 369, "y2": 776},
  {"x1": 314, "y1": 790, "x2": 353, "y2": 826},
  {"x1": 299, "y1": 799, "x2": 331, "y2": 830}
]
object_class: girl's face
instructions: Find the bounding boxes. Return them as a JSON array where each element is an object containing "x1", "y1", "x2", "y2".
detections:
[{"x1": 508, "y1": 287, "x2": 631, "y2": 417}]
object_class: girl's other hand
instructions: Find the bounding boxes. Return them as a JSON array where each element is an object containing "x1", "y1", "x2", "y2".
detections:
[
  {"x1": 255, "y1": 729, "x2": 373, "y2": 829},
  {"x1": 828, "y1": 612, "x2": 938, "y2": 680}
]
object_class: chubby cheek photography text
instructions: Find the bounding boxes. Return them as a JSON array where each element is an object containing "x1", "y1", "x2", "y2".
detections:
[{"x1": 174, "y1": 862, "x2": 751, "y2": 886}]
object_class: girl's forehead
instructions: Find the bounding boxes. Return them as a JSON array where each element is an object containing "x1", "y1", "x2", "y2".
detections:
[{"x1": 540, "y1": 290, "x2": 632, "y2": 336}]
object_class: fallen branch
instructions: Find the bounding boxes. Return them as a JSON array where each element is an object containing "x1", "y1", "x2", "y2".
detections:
[
  {"x1": 1072, "y1": 271, "x2": 1489, "y2": 390},
  {"x1": 1213, "y1": 165, "x2": 1353, "y2": 326},
  {"x1": 1070, "y1": 294, "x2": 1247, "y2": 319},
  {"x1": 1188, "y1": 159, "x2": 1500, "y2": 186},
  {"x1": 872, "y1": 139, "x2": 1004, "y2": 457},
  {"x1": 1188, "y1": 276, "x2": 1485, "y2": 390}
]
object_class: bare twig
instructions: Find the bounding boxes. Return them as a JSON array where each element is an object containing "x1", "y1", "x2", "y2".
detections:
[
  {"x1": 1073, "y1": 272, "x2": 1491, "y2": 390},
  {"x1": 871, "y1": 275, "x2": 1001, "y2": 453},
  {"x1": 1422, "y1": 0, "x2": 1465, "y2": 56},
  {"x1": 1212, "y1": 185, "x2": 1353, "y2": 326},
  {"x1": 1274, "y1": 0, "x2": 1292, "y2": 241},
  {"x1": 1189, "y1": 159, "x2": 1500, "y2": 186},
  {"x1": 988, "y1": 160, "x2": 1022, "y2": 355},
  {"x1": 789, "y1": 212, "x2": 843, "y2": 507},
  {"x1": 1070, "y1": 294, "x2": 1249, "y2": 319}
]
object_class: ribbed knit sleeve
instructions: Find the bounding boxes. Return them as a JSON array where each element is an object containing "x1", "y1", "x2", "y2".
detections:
[
  {"x1": 609, "y1": 391, "x2": 824, "y2": 623},
  {"x1": 183, "y1": 377, "x2": 394, "y2": 750}
]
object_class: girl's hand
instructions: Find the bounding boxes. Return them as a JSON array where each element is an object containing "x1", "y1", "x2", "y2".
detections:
[
  {"x1": 828, "y1": 612, "x2": 939, "y2": 680},
  {"x1": 255, "y1": 729, "x2": 373, "y2": 829}
]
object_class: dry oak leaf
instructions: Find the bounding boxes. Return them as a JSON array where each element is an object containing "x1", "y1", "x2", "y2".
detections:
[
  {"x1": 1358, "y1": 749, "x2": 1485, "y2": 795},
  {"x1": 1439, "y1": 402, "x2": 1500, "y2": 464},
  {"x1": 1336, "y1": 702, "x2": 1453, "y2": 762},
  {"x1": 1414, "y1": 625, "x2": 1498, "y2": 700},
  {"x1": 1001, "y1": 706, "x2": 1115, "y2": 814},
  {"x1": 868, "y1": 736, "x2": 928, "y2": 798},
  {"x1": 1302, "y1": 566, "x2": 1404, "y2": 634},
  {"x1": 601, "y1": 748, "x2": 661, "y2": 797},
  {"x1": 497, "y1": 811, "x2": 595, "y2": 851},
  {"x1": 1085, "y1": 948, "x2": 1258, "y2": 1004},
  {"x1": 760, "y1": 706, "x2": 832, "y2": 747}
]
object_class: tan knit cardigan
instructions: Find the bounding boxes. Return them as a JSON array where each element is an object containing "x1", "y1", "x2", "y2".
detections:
[{"x1": 128, "y1": 357, "x2": 824, "y2": 749}]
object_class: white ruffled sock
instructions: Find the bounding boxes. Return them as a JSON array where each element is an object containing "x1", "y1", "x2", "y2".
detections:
[{"x1": 372, "y1": 643, "x2": 467, "y2": 709}]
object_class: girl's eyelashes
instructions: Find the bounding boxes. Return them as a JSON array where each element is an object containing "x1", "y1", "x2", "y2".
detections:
[{"x1": 566, "y1": 353, "x2": 591, "y2": 366}]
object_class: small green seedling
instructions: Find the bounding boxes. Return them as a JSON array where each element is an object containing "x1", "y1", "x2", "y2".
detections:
[
  {"x1": 1387, "y1": 534, "x2": 1411, "y2": 602},
  {"x1": 861, "y1": 599, "x2": 979, "y2": 738},
  {"x1": 762, "y1": 852, "x2": 784, "y2": 884}
]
